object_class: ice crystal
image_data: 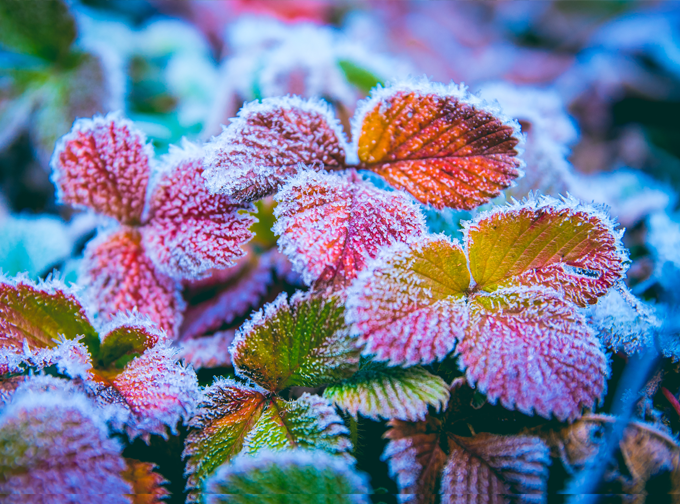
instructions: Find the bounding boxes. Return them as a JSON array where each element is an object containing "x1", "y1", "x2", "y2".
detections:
[
  {"x1": 205, "y1": 449, "x2": 371, "y2": 504},
  {"x1": 51, "y1": 112, "x2": 153, "y2": 225},
  {"x1": 203, "y1": 96, "x2": 348, "y2": 202},
  {"x1": 274, "y1": 170, "x2": 426, "y2": 289},
  {"x1": 0, "y1": 384, "x2": 131, "y2": 499},
  {"x1": 113, "y1": 341, "x2": 199, "y2": 441},
  {"x1": 347, "y1": 195, "x2": 626, "y2": 420},
  {"x1": 231, "y1": 292, "x2": 361, "y2": 392},
  {"x1": 143, "y1": 141, "x2": 255, "y2": 280},
  {"x1": 324, "y1": 362, "x2": 449, "y2": 422}
]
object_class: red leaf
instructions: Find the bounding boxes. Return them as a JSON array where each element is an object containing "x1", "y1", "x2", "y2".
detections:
[
  {"x1": 143, "y1": 141, "x2": 255, "y2": 280},
  {"x1": 459, "y1": 287, "x2": 608, "y2": 421},
  {"x1": 82, "y1": 228, "x2": 185, "y2": 338},
  {"x1": 354, "y1": 79, "x2": 523, "y2": 210},
  {"x1": 274, "y1": 170, "x2": 426, "y2": 290},
  {"x1": 51, "y1": 112, "x2": 152, "y2": 225},
  {"x1": 203, "y1": 96, "x2": 347, "y2": 202}
]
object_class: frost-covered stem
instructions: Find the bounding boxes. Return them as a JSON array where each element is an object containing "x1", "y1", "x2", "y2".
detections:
[
  {"x1": 662, "y1": 387, "x2": 680, "y2": 419},
  {"x1": 615, "y1": 281, "x2": 653, "y2": 319}
]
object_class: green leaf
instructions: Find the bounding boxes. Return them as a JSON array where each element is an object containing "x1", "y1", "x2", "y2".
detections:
[
  {"x1": 0, "y1": 0, "x2": 76, "y2": 62},
  {"x1": 96, "y1": 315, "x2": 166, "y2": 372},
  {"x1": 242, "y1": 394, "x2": 351, "y2": 457},
  {"x1": 0, "y1": 275, "x2": 98, "y2": 356},
  {"x1": 183, "y1": 380, "x2": 351, "y2": 496},
  {"x1": 324, "y1": 362, "x2": 450, "y2": 421},
  {"x1": 231, "y1": 293, "x2": 360, "y2": 393},
  {"x1": 205, "y1": 449, "x2": 371, "y2": 504},
  {"x1": 337, "y1": 58, "x2": 383, "y2": 94}
]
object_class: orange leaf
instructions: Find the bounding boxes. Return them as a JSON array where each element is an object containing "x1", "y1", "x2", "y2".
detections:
[
  {"x1": 466, "y1": 196, "x2": 628, "y2": 307},
  {"x1": 121, "y1": 459, "x2": 169, "y2": 504},
  {"x1": 354, "y1": 79, "x2": 523, "y2": 210}
]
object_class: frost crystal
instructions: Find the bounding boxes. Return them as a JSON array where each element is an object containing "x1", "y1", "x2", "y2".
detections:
[
  {"x1": 274, "y1": 170, "x2": 426, "y2": 289},
  {"x1": 353, "y1": 77, "x2": 524, "y2": 210},
  {"x1": 50, "y1": 112, "x2": 153, "y2": 225},
  {"x1": 0, "y1": 385, "x2": 131, "y2": 499},
  {"x1": 144, "y1": 141, "x2": 255, "y2": 280},
  {"x1": 82, "y1": 228, "x2": 185, "y2": 336},
  {"x1": 205, "y1": 449, "x2": 370, "y2": 504},
  {"x1": 113, "y1": 341, "x2": 199, "y2": 441},
  {"x1": 203, "y1": 96, "x2": 347, "y2": 202}
]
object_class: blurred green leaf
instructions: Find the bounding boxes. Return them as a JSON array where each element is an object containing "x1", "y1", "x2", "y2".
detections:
[{"x1": 0, "y1": 0, "x2": 76, "y2": 63}]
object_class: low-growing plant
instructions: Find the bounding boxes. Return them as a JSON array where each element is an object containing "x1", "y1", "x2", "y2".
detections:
[{"x1": 1, "y1": 77, "x2": 677, "y2": 503}]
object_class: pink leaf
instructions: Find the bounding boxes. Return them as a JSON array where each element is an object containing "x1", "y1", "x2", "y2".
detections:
[
  {"x1": 203, "y1": 96, "x2": 348, "y2": 202},
  {"x1": 346, "y1": 235, "x2": 470, "y2": 366},
  {"x1": 82, "y1": 228, "x2": 185, "y2": 338},
  {"x1": 143, "y1": 141, "x2": 255, "y2": 280},
  {"x1": 0, "y1": 383, "x2": 131, "y2": 499},
  {"x1": 177, "y1": 330, "x2": 236, "y2": 370},
  {"x1": 50, "y1": 112, "x2": 153, "y2": 225},
  {"x1": 274, "y1": 170, "x2": 426, "y2": 290},
  {"x1": 459, "y1": 287, "x2": 608, "y2": 421},
  {"x1": 113, "y1": 341, "x2": 199, "y2": 441}
]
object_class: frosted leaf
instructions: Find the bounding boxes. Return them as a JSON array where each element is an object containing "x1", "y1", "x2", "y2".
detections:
[
  {"x1": 346, "y1": 235, "x2": 470, "y2": 366},
  {"x1": 466, "y1": 195, "x2": 628, "y2": 307},
  {"x1": 324, "y1": 362, "x2": 449, "y2": 421},
  {"x1": 647, "y1": 212, "x2": 680, "y2": 295},
  {"x1": 0, "y1": 274, "x2": 98, "y2": 357},
  {"x1": 184, "y1": 379, "x2": 268, "y2": 494},
  {"x1": 178, "y1": 330, "x2": 235, "y2": 369},
  {"x1": 353, "y1": 77, "x2": 523, "y2": 210},
  {"x1": 113, "y1": 341, "x2": 199, "y2": 441},
  {"x1": 97, "y1": 312, "x2": 169, "y2": 372},
  {"x1": 242, "y1": 393, "x2": 351, "y2": 458},
  {"x1": 383, "y1": 416, "x2": 449, "y2": 503},
  {"x1": 50, "y1": 112, "x2": 153, "y2": 225},
  {"x1": 82, "y1": 228, "x2": 184, "y2": 337},
  {"x1": 459, "y1": 287, "x2": 608, "y2": 421},
  {"x1": 231, "y1": 292, "x2": 360, "y2": 392},
  {"x1": 0, "y1": 335, "x2": 93, "y2": 380},
  {"x1": 180, "y1": 250, "x2": 276, "y2": 341},
  {"x1": 439, "y1": 433, "x2": 549, "y2": 503},
  {"x1": 205, "y1": 449, "x2": 371, "y2": 504},
  {"x1": 143, "y1": 141, "x2": 255, "y2": 280},
  {"x1": 587, "y1": 285, "x2": 661, "y2": 355},
  {"x1": 0, "y1": 385, "x2": 131, "y2": 499},
  {"x1": 203, "y1": 96, "x2": 347, "y2": 202},
  {"x1": 274, "y1": 170, "x2": 426, "y2": 289},
  {"x1": 478, "y1": 82, "x2": 578, "y2": 199},
  {"x1": 122, "y1": 459, "x2": 170, "y2": 504}
]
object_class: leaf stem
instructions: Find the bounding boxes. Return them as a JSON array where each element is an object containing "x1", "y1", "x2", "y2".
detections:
[{"x1": 662, "y1": 387, "x2": 680, "y2": 418}]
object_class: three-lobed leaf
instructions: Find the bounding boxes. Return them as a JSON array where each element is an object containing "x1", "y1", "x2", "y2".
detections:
[{"x1": 183, "y1": 379, "x2": 350, "y2": 496}]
